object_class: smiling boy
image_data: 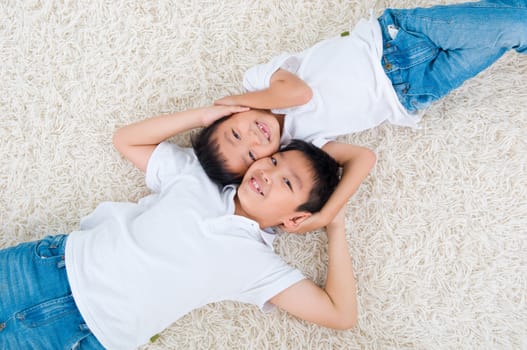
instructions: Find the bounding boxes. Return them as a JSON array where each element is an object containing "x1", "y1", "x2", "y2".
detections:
[
  {"x1": 193, "y1": 107, "x2": 375, "y2": 234},
  {"x1": 193, "y1": 0, "x2": 527, "y2": 233},
  {"x1": 211, "y1": 109, "x2": 283, "y2": 178},
  {"x1": 1, "y1": 105, "x2": 367, "y2": 350}
]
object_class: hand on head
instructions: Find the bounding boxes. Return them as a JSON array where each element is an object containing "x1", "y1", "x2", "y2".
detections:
[{"x1": 201, "y1": 105, "x2": 249, "y2": 127}]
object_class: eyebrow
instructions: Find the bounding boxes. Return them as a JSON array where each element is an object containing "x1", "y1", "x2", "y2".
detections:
[{"x1": 277, "y1": 153, "x2": 302, "y2": 191}]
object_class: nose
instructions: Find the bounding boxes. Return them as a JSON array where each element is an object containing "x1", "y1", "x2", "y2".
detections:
[{"x1": 260, "y1": 169, "x2": 271, "y2": 184}]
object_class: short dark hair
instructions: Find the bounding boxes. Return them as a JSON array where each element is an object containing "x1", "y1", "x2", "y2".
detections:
[
  {"x1": 193, "y1": 125, "x2": 339, "y2": 212},
  {"x1": 191, "y1": 117, "x2": 243, "y2": 186},
  {"x1": 281, "y1": 139, "x2": 340, "y2": 213}
]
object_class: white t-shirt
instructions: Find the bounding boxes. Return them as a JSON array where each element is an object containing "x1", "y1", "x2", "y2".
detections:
[
  {"x1": 243, "y1": 18, "x2": 420, "y2": 148},
  {"x1": 65, "y1": 142, "x2": 305, "y2": 350}
]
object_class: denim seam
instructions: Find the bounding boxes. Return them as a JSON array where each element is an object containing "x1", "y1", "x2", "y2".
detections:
[{"x1": 16, "y1": 295, "x2": 77, "y2": 328}]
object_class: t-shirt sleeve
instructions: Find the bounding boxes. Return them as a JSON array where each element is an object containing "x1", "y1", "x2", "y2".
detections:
[
  {"x1": 243, "y1": 53, "x2": 300, "y2": 92},
  {"x1": 145, "y1": 142, "x2": 197, "y2": 193},
  {"x1": 311, "y1": 137, "x2": 332, "y2": 149},
  {"x1": 236, "y1": 252, "x2": 306, "y2": 312}
]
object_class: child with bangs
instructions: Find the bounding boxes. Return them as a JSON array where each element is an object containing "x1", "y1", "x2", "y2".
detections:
[
  {"x1": 1, "y1": 105, "x2": 374, "y2": 349},
  {"x1": 192, "y1": 0, "x2": 527, "y2": 233}
]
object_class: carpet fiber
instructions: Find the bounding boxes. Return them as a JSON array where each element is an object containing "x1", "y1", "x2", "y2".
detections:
[{"x1": 1, "y1": 0, "x2": 526, "y2": 349}]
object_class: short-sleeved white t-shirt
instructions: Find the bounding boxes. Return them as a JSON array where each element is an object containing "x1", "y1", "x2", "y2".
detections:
[
  {"x1": 243, "y1": 18, "x2": 420, "y2": 148},
  {"x1": 65, "y1": 142, "x2": 305, "y2": 350}
]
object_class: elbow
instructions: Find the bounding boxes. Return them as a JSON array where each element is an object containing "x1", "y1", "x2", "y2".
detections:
[
  {"x1": 284, "y1": 80, "x2": 312, "y2": 106},
  {"x1": 112, "y1": 128, "x2": 127, "y2": 155},
  {"x1": 112, "y1": 132, "x2": 118, "y2": 149},
  {"x1": 112, "y1": 128, "x2": 124, "y2": 149},
  {"x1": 342, "y1": 316, "x2": 358, "y2": 330},
  {"x1": 112, "y1": 133, "x2": 121, "y2": 154},
  {"x1": 330, "y1": 305, "x2": 358, "y2": 330},
  {"x1": 334, "y1": 313, "x2": 357, "y2": 330},
  {"x1": 366, "y1": 149, "x2": 377, "y2": 170},
  {"x1": 296, "y1": 84, "x2": 313, "y2": 106}
]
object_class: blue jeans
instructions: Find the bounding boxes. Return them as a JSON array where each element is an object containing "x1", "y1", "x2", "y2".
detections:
[
  {"x1": 378, "y1": 0, "x2": 527, "y2": 111},
  {"x1": 0, "y1": 235, "x2": 105, "y2": 350}
]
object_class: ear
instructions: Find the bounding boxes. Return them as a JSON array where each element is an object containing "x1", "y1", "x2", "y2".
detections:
[{"x1": 280, "y1": 211, "x2": 312, "y2": 233}]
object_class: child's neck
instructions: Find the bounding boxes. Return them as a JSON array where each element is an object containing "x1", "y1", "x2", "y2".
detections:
[
  {"x1": 232, "y1": 194, "x2": 268, "y2": 229},
  {"x1": 233, "y1": 195, "x2": 246, "y2": 218}
]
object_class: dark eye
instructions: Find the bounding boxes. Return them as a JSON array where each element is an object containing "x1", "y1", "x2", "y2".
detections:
[
  {"x1": 232, "y1": 129, "x2": 240, "y2": 140},
  {"x1": 249, "y1": 151, "x2": 256, "y2": 161},
  {"x1": 284, "y1": 178, "x2": 292, "y2": 190},
  {"x1": 271, "y1": 157, "x2": 277, "y2": 166}
]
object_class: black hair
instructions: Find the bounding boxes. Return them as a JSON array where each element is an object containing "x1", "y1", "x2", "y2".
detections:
[
  {"x1": 191, "y1": 116, "x2": 243, "y2": 186},
  {"x1": 193, "y1": 124, "x2": 339, "y2": 212},
  {"x1": 281, "y1": 139, "x2": 340, "y2": 213}
]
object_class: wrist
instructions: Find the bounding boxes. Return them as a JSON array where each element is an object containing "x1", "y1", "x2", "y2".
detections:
[
  {"x1": 227, "y1": 95, "x2": 242, "y2": 106},
  {"x1": 216, "y1": 95, "x2": 241, "y2": 107},
  {"x1": 317, "y1": 209, "x2": 332, "y2": 227},
  {"x1": 325, "y1": 209, "x2": 346, "y2": 233},
  {"x1": 327, "y1": 220, "x2": 345, "y2": 232},
  {"x1": 200, "y1": 107, "x2": 220, "y2": 127}
]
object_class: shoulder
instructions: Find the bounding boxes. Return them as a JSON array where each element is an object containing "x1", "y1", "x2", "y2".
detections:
[
  {"x1": 149, "y1": 142, "x2": 200, "y2": 171},
  {"x1": 145, "y1": 142, "x2": 207, "y2": 192}
]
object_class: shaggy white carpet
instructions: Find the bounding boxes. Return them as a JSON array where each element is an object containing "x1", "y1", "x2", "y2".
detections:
[{"x1": 1, "y1": 0, "x2": 526, "y2": 349}]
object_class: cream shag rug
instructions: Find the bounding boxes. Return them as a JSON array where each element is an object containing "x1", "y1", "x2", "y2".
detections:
[{"x1": 1, "y1": 0, "x2": 526, "y2": 349}]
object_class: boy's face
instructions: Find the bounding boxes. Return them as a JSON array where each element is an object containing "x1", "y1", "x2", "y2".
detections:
[
  {"x1": 214, "y1": 110, "x2": 281, "y2": 176},
  {"x1": 235, "y1": 150, "x2": 314, "y2": 230}
]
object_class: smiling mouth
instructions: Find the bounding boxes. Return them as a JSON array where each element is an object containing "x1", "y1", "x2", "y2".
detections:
[
  {"x1": 250, "y1": 177, "x2": 264, "y2": 196},
  {"x1": 256, "y1": 121, "x2": 271, "y2": 142}
]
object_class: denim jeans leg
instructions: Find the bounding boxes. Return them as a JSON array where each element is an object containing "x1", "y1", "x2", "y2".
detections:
[
  {"x1": 0, "y1": 235, "x2": 70, "y2": 320},
  {"x1": 379, "y1": 0, "x2": 527, "y2": 111},
  {"x1": 0, "y1": 235, "x2": 104, "y2": 350}
]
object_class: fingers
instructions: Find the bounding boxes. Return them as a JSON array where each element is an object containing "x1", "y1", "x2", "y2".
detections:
[
  {"x1": 212, "y1": 104, "x2": 249, "y2": 116},
  {"x1": 225, "y1": 105, "x2": 250, "y2": 113}
]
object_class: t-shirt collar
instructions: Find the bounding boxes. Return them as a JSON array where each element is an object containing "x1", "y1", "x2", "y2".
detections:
[{"x1": 223, "y1": 184, "x2": 278, "y2": 248}]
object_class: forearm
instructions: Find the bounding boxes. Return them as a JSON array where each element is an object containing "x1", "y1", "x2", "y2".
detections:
[
  {"x1": 113, "y1": 105, "x2": 248, "y2": 172},
  {"x1": 320, "y1": 158, "x2": 374, "y2": 223},
  {"x1": 222, "y1": 85, "x2": 310, "y2": 110},
  {"x1": 291, "y1": 143, "x2": 375, "y2": 234},
  {"x1": 113, "y1": 109, "x2": 205, "y2": 148},
  {"x1": 217, "y1": 69, "x2": 312, "y2": 110},
  {"x1": 320, "y1": 143, "x2": 376, "y2": 225},
  {"x1": 112, "y1": 109, "x2": 204, "y2": 172},
  {"x1": 324, "y1": 219, "x2": 357, "y2": 327},
  {"x1": 268, "y1": 211, "x2": 357, "y2": 329}
]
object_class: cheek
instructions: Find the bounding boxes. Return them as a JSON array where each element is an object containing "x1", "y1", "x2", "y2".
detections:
[
  {"x1": 260, "y1": 147, "x2": 275, "y2": 159},
  {"x1": 220, "y1": 147, "x2": 251, "y2": 174},
  {"x1": 224, "y1": 157, "x2": 248, "y2": 175},
  {"x1": 268, "y1": 195, "x2": 292, "y2": 212},
  {"x1": 259, "y1": 142, "x2": 279, "y2": 159}
]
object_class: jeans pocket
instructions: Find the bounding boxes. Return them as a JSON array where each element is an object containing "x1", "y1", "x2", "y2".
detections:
[
  {"x1": 391, "y1": 30, "x2": 438, "y2": 70},
  {"x1": 34, "y1": 235, "x2": 67, "y2": 268},
  {"x1": 16, "y1": 295, "x2": 77, "y2": 328}
]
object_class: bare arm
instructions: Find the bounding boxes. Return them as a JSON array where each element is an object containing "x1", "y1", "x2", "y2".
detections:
[
  {"x1": 112, "y1": 105, "x2": 248, "y2": 172},
  {"x1": 270, "y1": 208, "x2": 357, "y2": 329},
  {"x1": 291, "y1": 141, "x2": 376, "y2": 234},
  {"x1": 215, "y1": 69, "x2": 312, "y2": 110}
]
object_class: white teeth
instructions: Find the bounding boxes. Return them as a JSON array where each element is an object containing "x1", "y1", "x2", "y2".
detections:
[
  {"x1": 256, "y1": 122, "x2": 270, "y2": 140},
  {"x1": 251, "y1": 178, "x2": 264, "y2": 196}
]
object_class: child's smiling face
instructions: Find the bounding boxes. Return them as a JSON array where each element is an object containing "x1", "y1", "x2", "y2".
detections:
[
  {"x1": 235, "y1": 150, "x2": 315, "y2": 229},
  {"x1": 213, "y1": 109, "x2": 281, "y2": 177}
]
